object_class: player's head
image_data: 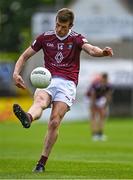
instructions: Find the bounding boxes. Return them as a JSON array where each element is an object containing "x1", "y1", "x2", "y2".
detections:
[
  {"x1": 101, "y1": 73, "x2": 108, "y2": 84},
  {"x1": 55, "y1": 8, "x2": 74, "y2": 37}
]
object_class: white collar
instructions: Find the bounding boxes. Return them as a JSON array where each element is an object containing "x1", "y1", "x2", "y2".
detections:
[{"x1": 55, "y1": 29, "x2": 71, "y2": 41}]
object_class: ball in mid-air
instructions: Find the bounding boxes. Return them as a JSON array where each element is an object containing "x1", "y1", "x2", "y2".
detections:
[{"x1": 30, "y1": 67, "x2": 51, "y2": 88}]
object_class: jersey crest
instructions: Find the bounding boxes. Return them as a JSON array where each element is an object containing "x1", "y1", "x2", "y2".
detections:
[{"x1": 55, "y1": 52, "x2": 64, "y2": 63}]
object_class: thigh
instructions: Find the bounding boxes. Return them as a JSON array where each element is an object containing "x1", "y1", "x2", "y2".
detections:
[
  {"x1": 90, "y1": 106, "x2": 98, "y2": 119},
  {"x1": 34, "y1": 89, "x2": 52, "y2": 109},
  {"x1": 50, "y1": 101, "x2": 69, "y2": 121},
  {"x1": 98, "y1": 107, "x2": 107, "y2": 118}
]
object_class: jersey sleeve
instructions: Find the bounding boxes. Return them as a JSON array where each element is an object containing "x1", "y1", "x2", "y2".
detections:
[
  {"x1": 108, "y1": 83, "x2": 113, "y2": 93},
  {"x1": 76, "y1": 34, "x2": 88, "y2": 49},
  {"x1": 86, "y1": 84, "x2": 95, "y2": 97},
  {"x1": 31, "y1": 34, "x2": 44, "y2": 52}
]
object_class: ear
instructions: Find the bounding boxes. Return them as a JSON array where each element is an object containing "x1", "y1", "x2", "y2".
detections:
[{"x1": 69, "y1": 23, "x2": 73, "y2": 29}]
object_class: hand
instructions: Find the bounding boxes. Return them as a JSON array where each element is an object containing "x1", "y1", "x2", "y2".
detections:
[
  {"x1": 103, "y1": 47, "x2": 113, "y2": 57},
  {"x1": 13, "y1": 73, "x2": 26, "y2": 89}
]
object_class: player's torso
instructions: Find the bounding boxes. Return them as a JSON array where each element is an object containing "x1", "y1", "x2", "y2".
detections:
[
  {"x1": 33, "y1": 30, "x2": 86, "y2": 85},
  {"x1": 94, "y1": 83, "x2": 110, "y2": 98},
  {"x1": 41, "y1": 31, "x2": 80, "y2": 67}
]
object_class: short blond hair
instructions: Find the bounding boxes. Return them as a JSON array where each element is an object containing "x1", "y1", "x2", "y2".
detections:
[{"x1": 56, "y1": 8, "x2": 74, "y2": 26}]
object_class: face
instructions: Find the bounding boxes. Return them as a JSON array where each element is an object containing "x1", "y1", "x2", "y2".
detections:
[
  {"x1": 55, "y1": 19, "x2": 72, "y2": 37},
  {"x1": 101, "y1": 77, "x2": 108, "y2": 85}
]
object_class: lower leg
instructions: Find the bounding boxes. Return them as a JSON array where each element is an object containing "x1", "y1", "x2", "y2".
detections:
[
  {"x1": 36, "y1": 101, "x2": 68, "y2": 169},
  {"x1": 37, "y1": 119, "x2": 60, "y2": 167},
  {"x1": 28, "y1": 90, "x2": 51, "y2": 121},
  {"x1": 90, "y1": 111, "x2": 98, "y2": 135},
  {"x1": 37, "y1": 129, "x2": 58, "y2": 166},
  {"x1": 97, "y1": 109, "x2": 106, "y2": 135},
  {"x1": 28, "y1": 102, "x2": 44, "y2": 120},
  {"x1": 43, "y1": 129, "x2": 58, "y2": 157}
]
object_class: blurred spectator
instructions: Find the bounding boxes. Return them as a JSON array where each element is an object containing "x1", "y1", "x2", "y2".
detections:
[
  {"x1": 120, "y1": 0, "x2": 133, "y2": 13},
  {"x1": 86, "y1": 73, "x2": 113, "y2": 141}
]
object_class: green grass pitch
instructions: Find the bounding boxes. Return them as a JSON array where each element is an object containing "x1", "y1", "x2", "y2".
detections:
[{"x1": 0, "y1": 118, "x2": 133, "y2": 179}]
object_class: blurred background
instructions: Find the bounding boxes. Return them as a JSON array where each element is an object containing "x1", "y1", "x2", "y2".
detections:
[{"x1": 0, "y1": 0, "x2": 133, "y2": 121}]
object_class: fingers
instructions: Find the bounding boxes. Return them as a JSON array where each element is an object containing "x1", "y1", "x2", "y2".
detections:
[
  {"x1": 16, "y1": 82, "x2": 26, "y2": 89},
  {"x1": 103, "y1": 47, "x2": 113, "y2": 57},
  {"x1": 13, "y1": 75, "x2": 26, "y2": 89},
  {"x1": 106, "y1": 47, "x2": 113, "y2": 56}
]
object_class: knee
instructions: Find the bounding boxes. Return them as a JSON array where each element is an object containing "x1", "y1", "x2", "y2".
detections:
[
  {"x1": 34, "y1": 94, "x2": 47, "y2": 109},
  {"x1": 49, "y1": 115, "x2": 60, "y2": 130},
  {"x1": 35, "y1": 95, "x2": 43, "y2": 104}
]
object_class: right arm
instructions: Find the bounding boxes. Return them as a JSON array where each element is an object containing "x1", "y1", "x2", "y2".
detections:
[
  {"x1": 105, "y1": 89, "x2": 112, "y2": 107},
  {"x1": 90, "y1": 90, "x2": 96, "y2": 108},
  {"x1": 82, "y1": 43, "x2": 113, "y2": 57},
  {"x1": 13, "y1": 46, "x2": 36, "y2": 89}
]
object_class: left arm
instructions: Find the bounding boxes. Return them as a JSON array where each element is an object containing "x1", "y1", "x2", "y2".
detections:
[
  {"x1": 105, "y1": 90, "x2": 112, "y2": 104},
  {"x1": 82, "y1": 43, "x2": 113, "y2": 57}
]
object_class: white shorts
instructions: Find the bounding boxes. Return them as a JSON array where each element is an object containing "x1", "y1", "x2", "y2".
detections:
[
  {"x1": 95, "y1": 97, "x2": 107, "y2": 108},
  {"x1": 41, "y1": 76, "x2": 76, "y2": 107}
]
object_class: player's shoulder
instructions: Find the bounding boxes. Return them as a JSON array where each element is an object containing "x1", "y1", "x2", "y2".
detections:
[
  {"x1": 70, "y1": 30, "x2": 88, "y2": 43},
  {"x1": 70, "y1": 30, "x2": 85, "y2": 38},
  {"x1": 35, "y1": 30, "x2": 55, "y2": 38},
  {"x1": 43, "y1": 30, "x2": 55, "y2": 36},
  {"x1": 37, "y1": 30, "x2": 55, "y2": 40},
  {"x1": 70, "y1": 30, "x2": 79, "y2": 37},
  {"x1": 92, "y1": 81, "x2": 101, "y2": 88}
]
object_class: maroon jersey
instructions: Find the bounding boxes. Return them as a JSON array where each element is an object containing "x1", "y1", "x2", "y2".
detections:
[
  {"x1": 31, "y1": 30, "x2": 87, "y2": 85},
  {"x1": 86, "y1": 82, "x2": 112, "y2": 99}
]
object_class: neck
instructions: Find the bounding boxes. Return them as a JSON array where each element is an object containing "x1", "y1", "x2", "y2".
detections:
[{"x1": 55, "y1": 29, "x2": 71, "y2": 40}]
